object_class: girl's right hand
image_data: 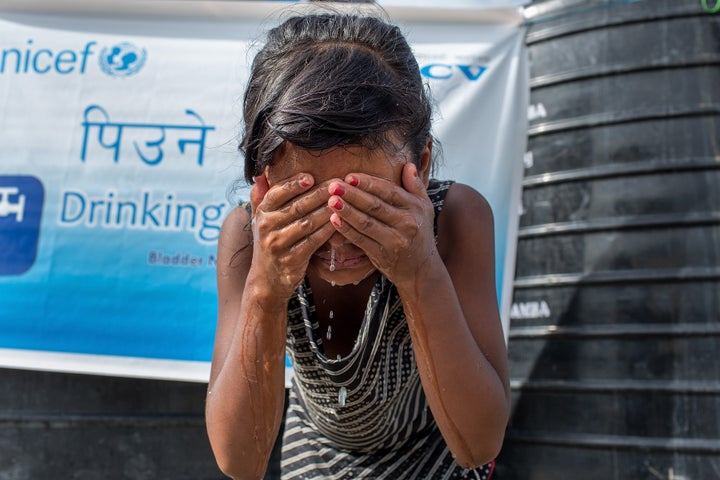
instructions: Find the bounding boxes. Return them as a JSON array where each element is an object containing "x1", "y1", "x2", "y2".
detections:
[{"x1": 249, "y1": 172, "x2": 335, "y2": 301}]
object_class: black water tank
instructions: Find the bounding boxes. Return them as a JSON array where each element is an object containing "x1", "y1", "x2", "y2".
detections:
[
  {"x1": 497, "y1": 0, "x2": 720, "y2": 478},
  {"x1": 0, "y1": 368, "x2": 224, "y2": 480}
]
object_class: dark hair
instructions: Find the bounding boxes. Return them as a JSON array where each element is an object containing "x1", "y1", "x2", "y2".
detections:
[{"x1": 240, "y1": 13, "x2": 433, "y2": 183}]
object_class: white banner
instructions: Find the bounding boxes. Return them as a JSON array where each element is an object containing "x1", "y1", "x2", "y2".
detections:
[{"x1": 0, "y1": 2, "x2": 527, "y2": 381}]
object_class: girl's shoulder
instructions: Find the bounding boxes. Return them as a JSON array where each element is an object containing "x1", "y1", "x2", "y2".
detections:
[
  {"x1": 220, "y1": 203, "x2": 252, "y2": 241},
  {"x1": 430, "y1": 179, "x2": 493, "y2": 223},
  {"x1": 434, "y1": 180, "x2": 494, "y2": 257},
  {"x1": 216, "y1": 203, "x2": 254, "y2": 272}
]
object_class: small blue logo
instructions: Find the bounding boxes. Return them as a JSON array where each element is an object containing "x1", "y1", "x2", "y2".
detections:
[
  {"x1": 0, "y1": 176, "x2": 44, "y2": 275},
  {"x1": 420, "y1": 64, "x2": 487, "y2": 81},
  {"x1": 99, "y1": 42, "x2": 147, "y2": 77}
]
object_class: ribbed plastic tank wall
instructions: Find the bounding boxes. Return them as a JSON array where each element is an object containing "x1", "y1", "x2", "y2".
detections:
[
  {"x1": 0, "y1": 368, "x2": 224, "y2": 479},
  {"x1": 497, "y1": 0, "x2": 720, "y2": 478}
]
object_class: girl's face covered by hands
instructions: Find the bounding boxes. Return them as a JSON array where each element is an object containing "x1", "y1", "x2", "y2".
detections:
[{"x1": 263, "y1": 141, "x2": 432, "y2": 288}]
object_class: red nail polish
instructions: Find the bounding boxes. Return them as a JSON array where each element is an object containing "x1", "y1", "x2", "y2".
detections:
[
  {"x1": 346, "y1": 175, "x2": 359, "y2": 187},
  {"x1": 330, "y1": 183, "x2": 346, "y2": 196},
  {"x1": 330, "y1": 198, "x2": 344, "y2": 210},
  {"x1": 330, "y1": 213, "x2": 343, "y2": 227},
  {"x1": 299, "y1": 176, "x2": 311, "y2": 188}
]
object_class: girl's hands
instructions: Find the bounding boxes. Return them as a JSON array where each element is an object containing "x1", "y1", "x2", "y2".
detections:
[
  {"x1": 326, "y1": 162, "x2": 437, "y2": 288},
  {"x1": 249, "y1": 172, "x2": 335, "y2": 301}
]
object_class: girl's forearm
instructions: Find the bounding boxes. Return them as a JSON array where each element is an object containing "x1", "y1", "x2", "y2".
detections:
[
  {"x1": 206, "y1": 281, "x2": 288, "y2": 480},
  {"x1": 397, "y1": 257, "x2": 509, "y2": 468}
]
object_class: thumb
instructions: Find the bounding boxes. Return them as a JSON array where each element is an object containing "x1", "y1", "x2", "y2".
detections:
[
  {"x1": 250, "y1": 174, "x2": 270, "y2": 214},
  {"x1": 402, "y1": 162, "x2": 426, "y2": 195}
]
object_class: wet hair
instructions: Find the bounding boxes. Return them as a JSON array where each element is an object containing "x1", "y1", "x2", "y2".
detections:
[{"x1": 240, "y1": 12, "x2": 433, "y2": 183}]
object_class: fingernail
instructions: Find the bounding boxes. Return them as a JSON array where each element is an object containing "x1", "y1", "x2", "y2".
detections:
[
  {"x1": 329, "y1": 183, "x2": 346, "y2": 196},
  {"x1": 330, "y1": 213, "x2": 343, "y2": 227},
  {"x1": 299, "y1": 175, "x2": 312, "y2": 188},
  {"x1": 329, "y1": 197, "x2": 344, "y2": 211},
  {"x1": 346, "y1": 175, "x2": 359, "y2": 187}
]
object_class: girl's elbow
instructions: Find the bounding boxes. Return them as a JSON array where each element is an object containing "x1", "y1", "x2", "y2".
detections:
[
  {"x1": 214, "y1": 450, "x2": 268, "y2": 480},
  {"x1": 453, "y1": 437, "x2": 505, "y2": 471},
  {"x1": 207, "y1": 425, "x2": 271, "y2": 480},
  {"x1": 452, "y1": 416, "x2": 509, "y2": 469}
]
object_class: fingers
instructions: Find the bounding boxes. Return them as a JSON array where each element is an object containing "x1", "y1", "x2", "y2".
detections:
[
  {"x1": 329, "y1": 199, "x2": 429, "y2": 282},
  {"x1": 268, "y1": 201, "x2": 334, "y2": 251},
  {"x1": 328, "y1": 196, "x2": 419, "y2": 256},
  {"x1": 288, "y1": 221, "x2": 336, "y2": 259},
  {"x1": 250, "y1": 174, "x2": 270, "y2": 214},
  {"x1": 401, "y1": 162, "x2": 427, "y2": 197},
  {"x1": 252, "y1": 172, "x2": 338, "y2": 263},
  {"x1": 255, "y1": 172, "x2": 331, "y2": 231},
  {"x1": 328, "y1": 167, "x2": 430, "y2": 229},
  {"x1": 328, "y1": 191, "x2": 415, "y2": 248},
  {"x1": 259, "y1": 173, "x2": 315, "y2": 213},
  {"x1": 326, "y1": 167, "x2": 435, "y2": 278},
  {"x1": 342, "y1": 173, "x2": 410, "y2": 210},
  {"x1": 329, "y1": 210, "x2": 386, "y2": 260},
  {"x1": 249, "y1": 172, "x2": 335, "y2": 296}
]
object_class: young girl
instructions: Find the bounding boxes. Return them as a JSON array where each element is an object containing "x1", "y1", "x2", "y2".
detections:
[{"x1": 206, "y1": 11, "x2": 510, "y2": 480}]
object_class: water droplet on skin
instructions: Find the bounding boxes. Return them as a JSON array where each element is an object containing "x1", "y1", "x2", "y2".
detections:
[
  {"x1": 326, "y1": 325, "x2": 332, "y2": 340},
  {"x1": 251, "y1": 217, "x2": 259, "y2": 242},
  {"x1": 329, "y1": 248, "x2": 336, "y2": 272},
  {"x1": 331, "y1": 281, "x2": 336, "y2": 287},
  {"x1": 338, "y1": 386, "x2": 347, "y2": 406},
  {"x1": 329, "y1": 310, "x2": 334, "y2": 319}
]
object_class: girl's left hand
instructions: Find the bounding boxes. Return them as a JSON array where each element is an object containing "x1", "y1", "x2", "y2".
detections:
[{"x1": 327, "y1": 162, "x2": 437, "y2": 288}]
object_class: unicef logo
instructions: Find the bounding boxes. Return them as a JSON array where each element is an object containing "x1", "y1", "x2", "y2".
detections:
[{"x1": 99, "y1": 42, "x2": 147, "y2": 77}]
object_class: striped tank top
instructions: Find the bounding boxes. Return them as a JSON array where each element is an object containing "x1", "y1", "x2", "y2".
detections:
[{"x1": 281, "y1": 180, "x2": 495, "y2": 480}]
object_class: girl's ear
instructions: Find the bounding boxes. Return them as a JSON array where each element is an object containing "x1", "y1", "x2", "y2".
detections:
[{"x1": 417, "y1": 140, "x2": 432, "y2": 188}]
